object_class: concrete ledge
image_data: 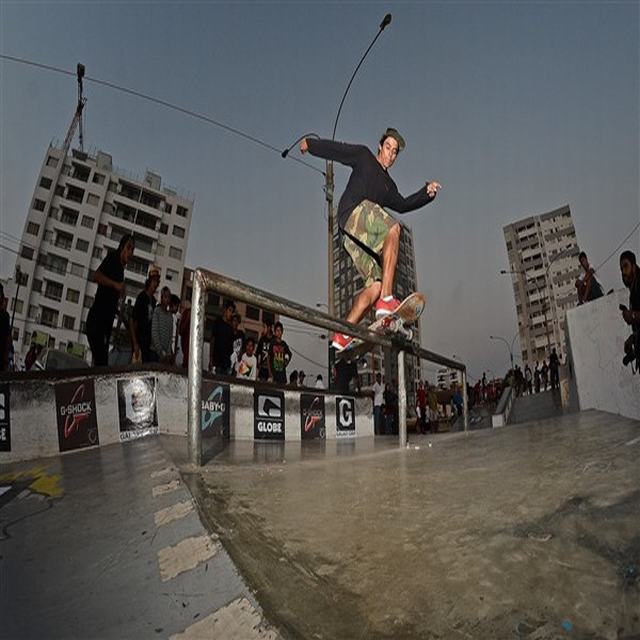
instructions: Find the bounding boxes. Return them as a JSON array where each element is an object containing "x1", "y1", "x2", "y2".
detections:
[{"x1": 1, "y1": 368, "x2": 373, "y2": 463}]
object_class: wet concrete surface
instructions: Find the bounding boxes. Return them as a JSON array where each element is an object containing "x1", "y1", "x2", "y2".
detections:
[
  {"x1": 511, "y1": 390, "x2": 565, "y2": 425},
  {"x1": 176, "y1": 410, "x2": 640, "y2": 640}
]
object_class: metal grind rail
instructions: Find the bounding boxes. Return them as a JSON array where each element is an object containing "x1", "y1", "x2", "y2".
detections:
[{"x1": 187, "y1": 268, "x2": 468, "y2": 466}]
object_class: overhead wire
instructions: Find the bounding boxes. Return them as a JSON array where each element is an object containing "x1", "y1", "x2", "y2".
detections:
[{"x1": 0, "y1": 53, "x2": 325, "y2": 177}]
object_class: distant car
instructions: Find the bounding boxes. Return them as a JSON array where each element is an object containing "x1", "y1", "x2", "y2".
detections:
[{"x1": 33, "y1": 348, "x2": 89, "y2": 371}]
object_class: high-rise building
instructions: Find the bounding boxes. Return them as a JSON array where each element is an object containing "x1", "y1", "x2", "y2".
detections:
[
  {"x1": 436, "y1": 367, "x2": 463, "y2": 390},
  {"x1": 6, "y1": 143, "x2": 193, "y2": 362},
  {"x1": 332, "y1": 221, "x2": 421, "y2": 397},
  {"x1": 503, "y1": 204, "x2": 581, "y2": 366}
]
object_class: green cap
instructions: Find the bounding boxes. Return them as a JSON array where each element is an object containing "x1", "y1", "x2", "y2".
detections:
[{"x1": 381, "y1": 127, "x2": 405, "y2": 152}]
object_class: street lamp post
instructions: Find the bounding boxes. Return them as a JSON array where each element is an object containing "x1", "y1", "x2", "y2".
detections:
[
  {"x1": 9, "y1": 264, "x2": 22, "y2": 337},
  {"x1": 325, "y1": 13, "x2": 392, "y2": 387},
  {"x1": 489, "y1": 334, "x2": 516, "y2": 371}
]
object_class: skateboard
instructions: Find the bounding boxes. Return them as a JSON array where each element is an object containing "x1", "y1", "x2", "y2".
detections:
[{"x1": 335, "y1": 293, "x2": 426, "y2": 363}]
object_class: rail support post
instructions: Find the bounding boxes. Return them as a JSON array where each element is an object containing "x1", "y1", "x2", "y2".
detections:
[{"x1": 187, "y1": 269, "x2": 206, "y2": 466}]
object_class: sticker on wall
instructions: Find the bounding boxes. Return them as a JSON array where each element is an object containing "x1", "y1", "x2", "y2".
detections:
[
  {"x1": 336, "y1": 396, "x2": 356, "y2": 438},
  {"x1": 254, "y1": 390, "x2": 285, "y2": 440},
  {"x1": 55, "y1": 380, "x2": 99, "y2": 452},
  {"x1": 201, "y1": 381, "x2": 230, "y2": 439},
  {"x1": 300, "y1": 393, "x2": 325, "y2": 440},
  {"x1": 117, "y1": 377, "x2": 158, "y2": 442},
  {"x1": 0, "y1": 384, "x2": 10, "y2": 452}
]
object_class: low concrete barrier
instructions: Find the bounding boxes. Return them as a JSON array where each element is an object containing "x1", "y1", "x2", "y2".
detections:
[
  {"x1": 0, "y1": 366, "x2": 373, "y2": 463},
  {"x1": 492, "y1": 385, "x2": 514, "y2": 428}
]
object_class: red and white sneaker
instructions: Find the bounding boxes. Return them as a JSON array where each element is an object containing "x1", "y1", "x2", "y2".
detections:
[
  {"x1": 331, "y1": 333, "x2": 353, "y2": 352},
  {"x1": 375, "y1": 296, "x2": 401, "y2": 319}
]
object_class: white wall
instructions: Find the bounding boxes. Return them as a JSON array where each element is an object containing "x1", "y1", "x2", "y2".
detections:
[{"x1": 564, "y1": 289, "x2": 640, "y2": 421}]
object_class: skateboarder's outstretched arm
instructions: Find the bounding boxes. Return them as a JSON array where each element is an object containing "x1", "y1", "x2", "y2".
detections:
[
  {"x1": 385, "y1": 180, "x2": 441, "y2": 213},
  {"x1": 300, "y1": 138, "x2": 367, "y2": 167}
]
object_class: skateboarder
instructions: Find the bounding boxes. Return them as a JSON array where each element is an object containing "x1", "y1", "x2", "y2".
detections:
[{"x1": 301, "y1": 128, "x2": 441, "y2": 351}]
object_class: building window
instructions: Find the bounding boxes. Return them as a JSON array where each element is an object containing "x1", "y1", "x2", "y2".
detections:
[
  {"x1": 83, "y1": 294, "x2": 94, "y2": 309},
  {"x1": 46, "y1": 156, "x2": 59, "y2": 168},
  {"x1": 164, "y1": 204, "x2": 172, "y2": 214},
  {"x1": 54, "y1": 185, "x2": 65, "y2": 197},
  {"x1": 44, "y1": 280, "x2": 64, "y2": 302},
  {"x1": 159, "y1": 223, "x2": 168, "y2": 234},
  {"x1": 80, "y1": 321, "x2": 86, "y2": 334},
  {"x1": 39, "y1": 176, "x2": 53, "y2": 189},
  {"x1": 168, "y1": 246, "x2": 182, "y2": 260},
  {"x1": 60, "y1": 207, "x2": 79, "y2": 226},
  {"x1": 66, "y1": 288, "x2": 80, "y2": 304},
  {"x1": 87, "y1": 193, "x2": 100, "y2": 207},
  {"x1": 70, "y1": 263, "x2": 84, "y2": 277},
  {"x1": 48, "y1": 206, "x2": 59, "y2": 220},
  {"x1": 33, "y1": 198, "x2": 46, "y2": 212},
  {"x1": 65, "y1": 185, "x2": 85, "y2": 203},
  {"x1": 32, "y1": 278, "x2": 42, "y2": 293},
  {"x1": 27, "y1": 221, "x2": 40, "y2": 236},
  {"x1": 176, "y1": 205, "x2": 188, "y2": 217},
  {"x1": 98, "y1": 224, "x2": 108, "y2": 236},
  {"x1": 62, "y1": 315, "x2": 75, "y2": 330},
  {"x1": 21, "y1": 246, "x2": 34, "y2": 260},
  {"x1": 172, "y1": 225, "x2": 185, "y2": 238},
  {"x1": 108, "y1": 181, "x2": 118, "y2": 192},
  {"x1": 156, "y1": 243, "x2": 165, "y2": 257},
  {"x1": 92, "y1": 173, "x2": 105, "y2": 185},
  {"x1": 81, "y1": 215, "x2": 95, "y2": 229},
  {"x1": 263, "y1": 311, "x2": 275, "y2": 326},
  {"x1": 92, "y1": 247, "x2": 102, "y2": 259},
  {"x1": 246, "y1": 305, "x2": 260, "y2": 321},
  {"x1": 41, "y1": 306, "x2": 59, "y2": 329},
  {"x1": 54, "y1": 231, "x2": 74, "y2": 251},
  {"x1": 17, "y1": 271, "x2": 28, "y2": 286},
  {"x1": 28, "y1": 304, "x2": 39, "y2": 320},
  {"x1": 11, "y1": 299, "x2": 24, "y2": 314},
  {"x1": 76, "y1": 238, "x2": 90, "y2": 253},
  {"x1": 166, "y1": 269, "x2": 178, "y2": 282}
]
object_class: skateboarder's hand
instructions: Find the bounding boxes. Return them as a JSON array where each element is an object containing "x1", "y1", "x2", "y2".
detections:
[
  {"x1": 299, "y1": 138, "x2": 309, "y2": 154},
  {"x1": 426, "y1": 182, "x2": 442, "y2": 198}
]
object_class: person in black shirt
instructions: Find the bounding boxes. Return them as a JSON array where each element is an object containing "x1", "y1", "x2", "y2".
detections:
[
  {"x1": 86, "y1": 234, "x2": 135, "y2": 366},
  {"x1": 256, "y1": 321, "x2": 273, "y2": 381},
  {"x1": 0, "y1": 285, "x2": 11, "y2": 372},
  {"x1": 620, "y1": 250, "x2": 640, "y2": 369},
  {"x1": 208, "y1": 300, "x2": 235, "y2": 375},
  {"x1": 301, "y1": 128, "x2": 441, "y2": 351},
  {"x1": 268, "y1": 322, "x2": 292, "y2": 384},
  {"x1": 130, "y1": 270, "x2": 160, "y2": 363}
]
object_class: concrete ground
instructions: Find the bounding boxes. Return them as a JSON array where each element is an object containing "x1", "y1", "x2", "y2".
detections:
[
  {"x1": 0, "y1": 438, "x2": 278, "y2": 640},
  {"x1": 179, "y1": 410, "x2": 640, "y2": 640}
]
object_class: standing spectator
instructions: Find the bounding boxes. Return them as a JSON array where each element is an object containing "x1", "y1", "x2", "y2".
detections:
[
  {"x1": 334, "y1": 359, "x2": 360, "y2": 394},
  {"x1": 315, "y1": 374, "x2": 325, "y2": 389},
  {"x1": 24, "y1": 342, "x2": 39, "y2": 372},
  {"x1": 268, "y1": 321, "x2": 292, "y2": 384},
  {"x1": 541, "y1": 360, "x2": 549, "y2": 391},
  {"x1": 177, "y1": 302, "x2": 191, "y2": 369},
  {"x1": 298, "y1": 371, "x2": 306, "y2": 387},
  {"x1": 289, "y1": 370, "x2": 299, "y2": 386},
  {"x1": 236, "y1": 337, "x2": 258, "y2": 381},
  {"x1": 620, "y1": 250, "x2": 640, "y2": 369},
  {"x1": 0, "y1": 284, "x2": 11, "y2": 372},
  {"x1": 452, "y1": 385, "x2": 464, "y2": 417},
  {"x1": 576, "y1": 251, "x2": 604, "y2": 304},
  {"x1": 256, "y1": 321, "x2": 273, "y2": 381},
  {"x1": 549, "y1": 349, "x2": 560, "y2": 390},
  {"x1": 534, "y1": 363, "x2": 541, "y2": 394},
  {"x1": 372, "y1": 373, "x2": 384, "y2": 435},
  {"x1": 151, "y1": 287, "x2": 175, "y2": 365},
  {"x1": 130, "y1": 270, "x2": 160, "y2": 363},
  {"x1": 427, "y1": 384, "x2": 439, "y2": 433},
  {"x1": 524, "y1": 364, "x2": 533, "y2": 395},
  {"x1": 229, "y1": 313, "x2": 245, "y2": 373},
  {"x1": 481, "y1": 372, "x2": 487, "y2": 402},
  {"x1": 383, "y1": 382, "x2": 398, "y2": 434},
  {"x1": 416, "y1": 380, "x2": 427, "y2": 433},
  {"x1": 86, "y1": 235, "x2": 134, "y2": 366},
  {"x1": 208, "y1": 301, "x2": 236, "y2": 375}
]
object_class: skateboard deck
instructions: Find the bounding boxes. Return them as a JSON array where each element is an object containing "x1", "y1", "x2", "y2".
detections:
[{"x1": 335, "y1": 293, "x2": 426, "y2": 363}]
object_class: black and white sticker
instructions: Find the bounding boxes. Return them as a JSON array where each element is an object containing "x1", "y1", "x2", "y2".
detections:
[
  {"x1": 254, "y1": 391, "x2": 285, "y2": 440},
  {"x1": 336, "y1": 396, "x2": 355, "y2": 437}
]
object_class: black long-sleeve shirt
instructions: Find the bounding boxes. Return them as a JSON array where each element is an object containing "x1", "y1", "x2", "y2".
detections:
[{"x1": 307, "y1": 139, "x2": 435, "y2": 228}]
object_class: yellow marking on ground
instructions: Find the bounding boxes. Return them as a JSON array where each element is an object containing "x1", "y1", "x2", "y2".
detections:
[
  {"x1": 0, "y1": 466, "x2": 63, "y2": 498},
  {"x1": 154, "y1": 500, "x2": 194, "y2": 527},
  {"x1": 169, "y1": 597, "x2": 279, "y2": 640},
  {"x1": 157, "y1": 534, "x2": 219, "y2": 582}
]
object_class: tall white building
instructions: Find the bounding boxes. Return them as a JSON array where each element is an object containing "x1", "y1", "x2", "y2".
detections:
[
  {"x1": 7, "y1": 143, "x2": 193, "y2": 361},
  {"x1": 503, "y1": 205, "x2": 580, "y2": 366},
  {"x1": 436, "y1": 367, "x2": 463, "y2": 390}
]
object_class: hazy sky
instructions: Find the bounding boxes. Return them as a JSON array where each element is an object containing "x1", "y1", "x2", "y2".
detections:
[{"x1": 1, "y1": 1, "x2": 638, "y2": 381}]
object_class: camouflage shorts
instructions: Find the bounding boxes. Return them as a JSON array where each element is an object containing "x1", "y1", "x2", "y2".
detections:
[{"x1": 343, "y1": 200, "x2": 398, "y2": 287}]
